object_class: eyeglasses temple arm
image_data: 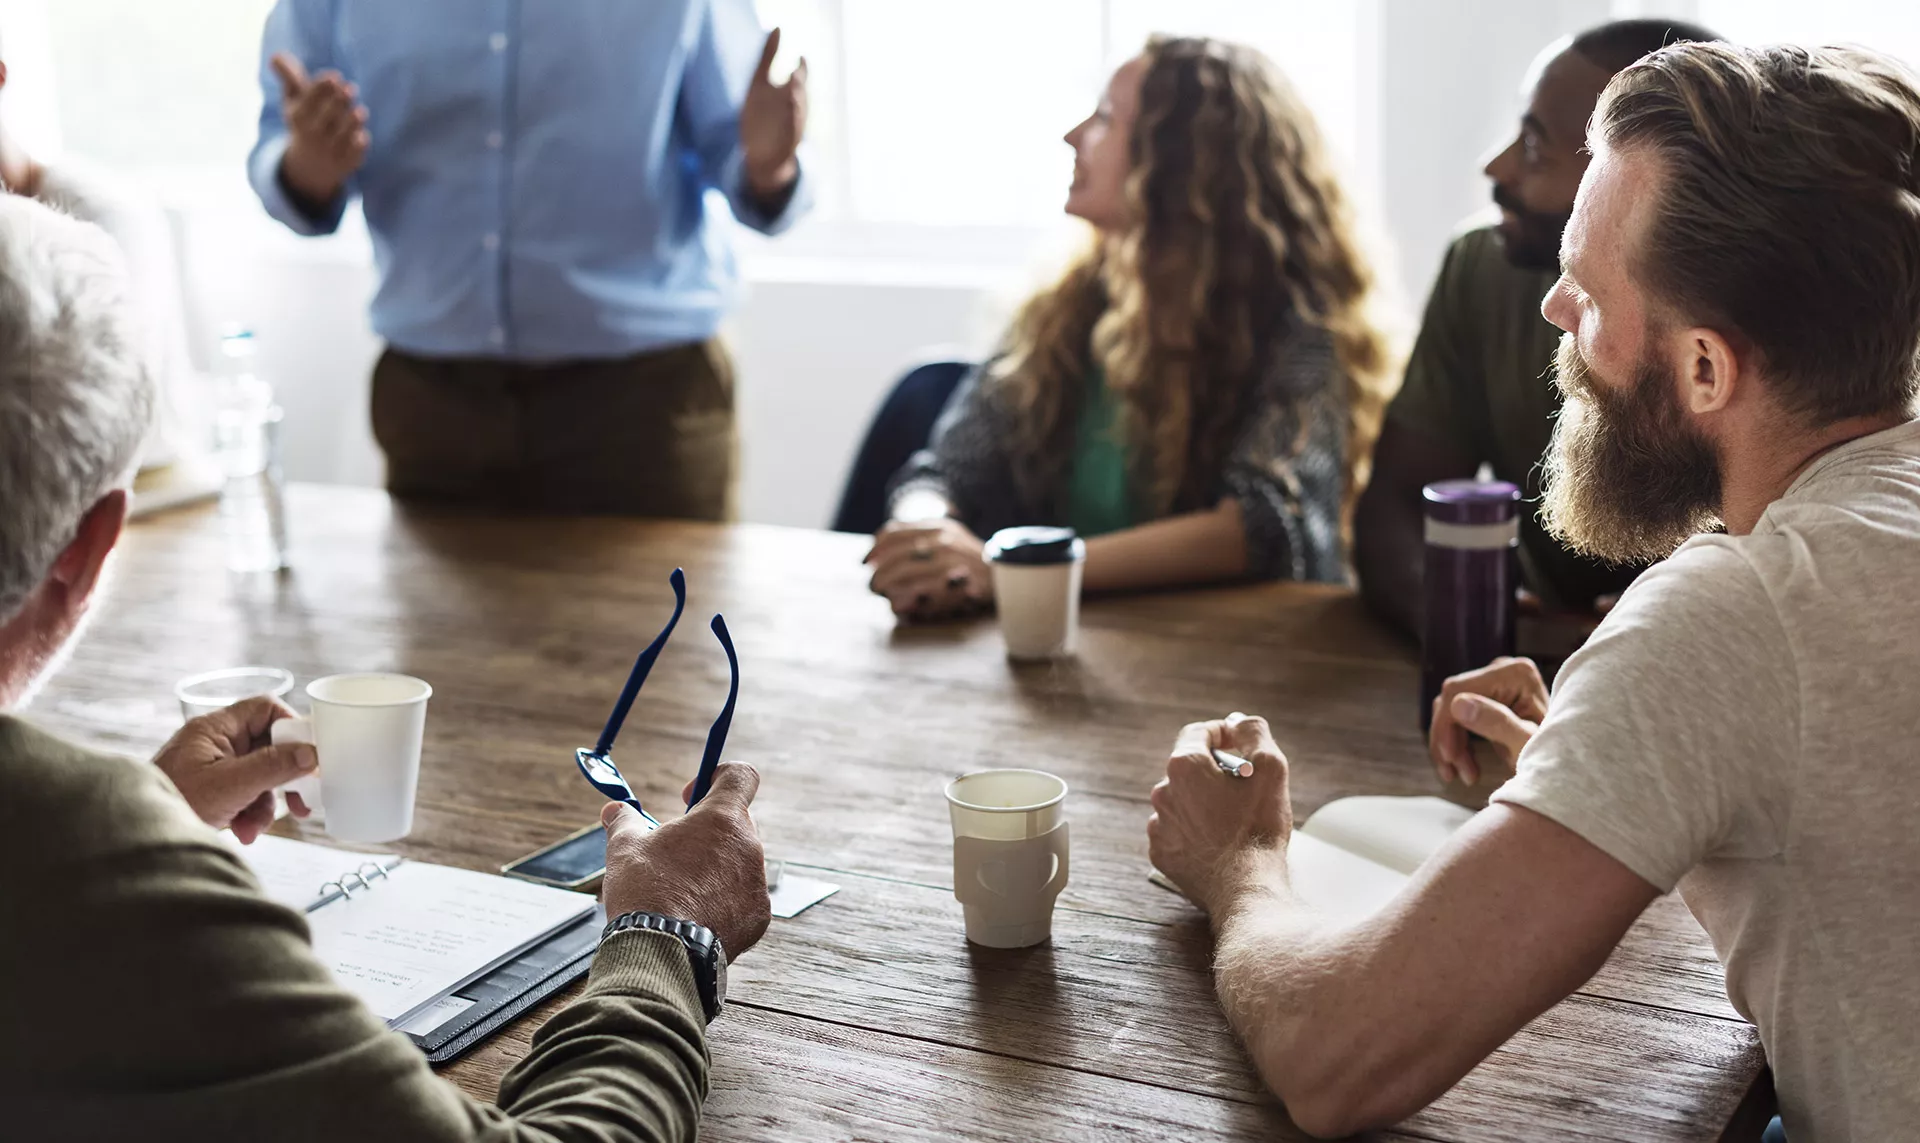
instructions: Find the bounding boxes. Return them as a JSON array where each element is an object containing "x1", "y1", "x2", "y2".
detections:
[
  {"x1": 688, "y1": 613, "x2": 738, "y2": 808},
  {"x1": 594, "y1": 568, "x2": 687, "y2": 757}
]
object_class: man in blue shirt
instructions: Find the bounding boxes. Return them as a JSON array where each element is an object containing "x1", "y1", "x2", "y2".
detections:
[{"x1": 249, "y1": 0, "x2": 811, "y2": 517}]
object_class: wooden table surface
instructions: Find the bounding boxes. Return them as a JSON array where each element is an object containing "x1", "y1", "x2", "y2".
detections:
[{"x1": 32, "y1": 486, "x2": 1766, "y2": 1142}]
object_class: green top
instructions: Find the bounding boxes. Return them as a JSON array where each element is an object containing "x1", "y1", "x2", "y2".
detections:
[
  {"x1": 0, "y1": 715, "x2": 710, "y2": 1141},
  {"x1": 1386, "y1": 224, "x2": 1640, "y2": 609},
  {"x1": 1066, "y1": 365, "x2": 1137, "y2": 538}
]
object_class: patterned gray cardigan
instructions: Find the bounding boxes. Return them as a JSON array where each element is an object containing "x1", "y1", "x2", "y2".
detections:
[{"x1": 888, "y1": 313, "x2": 1349, "y2": 583}]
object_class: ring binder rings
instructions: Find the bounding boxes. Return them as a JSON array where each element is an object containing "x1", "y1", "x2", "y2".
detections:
[{"x1": 313, "y1": 857, "x2": 405, "y2": 910}]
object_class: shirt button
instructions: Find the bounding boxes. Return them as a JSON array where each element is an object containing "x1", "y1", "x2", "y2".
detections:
[
  {"x1": 482, "y1": 232, "x2": 500, "y2": 251},
  {"x1": 486, "y1": 131, "x2": 504, "y2": 150},
  {"x1": 490, "y1": 33, "x2": 508, "y2": 52},
  {"x1": 490, "y1": 327, "x2": 507, "y2": 347}
]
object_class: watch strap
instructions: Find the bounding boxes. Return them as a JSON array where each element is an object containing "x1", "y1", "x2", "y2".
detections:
[{"x1": 602, "y1": 911, "x2": 723, "y2": 1022}]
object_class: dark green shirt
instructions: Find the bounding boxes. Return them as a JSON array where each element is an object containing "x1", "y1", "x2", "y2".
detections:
[
  {"x1": 1387, "y1": 225, "x2": 1641, "y2": 609},
  {"x1": 1066, "y1": 366, "x2": 1136, "y2": 538},
  {"x1": 0, "y1": 715, "x2": 710, "y2": 1142}
]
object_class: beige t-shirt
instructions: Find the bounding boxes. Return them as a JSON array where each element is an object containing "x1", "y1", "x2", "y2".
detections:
[{"x1": 1493, "y1": 418, "x2": 1920, "y2": 1143}]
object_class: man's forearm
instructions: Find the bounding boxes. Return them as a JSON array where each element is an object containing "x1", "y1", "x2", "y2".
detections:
[
  {"x1": 1210, "y1": 850, "x2": 1440, "y2": 1139},
  {"x1": 496, "y1": 931, "x2": 711, "y2": 1141}
]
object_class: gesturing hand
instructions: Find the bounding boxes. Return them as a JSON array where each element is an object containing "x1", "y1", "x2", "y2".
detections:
[
  {"x1": 271, "y1": 52, "x2": 370, "y2": 208},
  {"x1": 740, "y1": 28, "x2": 808, "y2": 200},
  {"x1": 601, "y1": 761, "x2": 771, "y2": 959},
  {"x1": 1429, "y1": 656, "x2": 1549, "y2": 785},
  {"x1": 154, "y1": 696, "x2": 317, "y2": 844},
  {"x1": 863, "y1": 517, "x2": 993, "y2": 621},
  {"x1": 1147, "y1": 712, "x2": 1293, "y2": 918}
]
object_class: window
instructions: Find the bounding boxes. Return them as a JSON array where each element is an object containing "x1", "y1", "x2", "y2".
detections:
[
  {"x1": 751, "y1": 0, "x2": 1370, "y2": 261},
  {"x1": 1696, "y1": 1, "x2": 1920, "y2": 66},
  {"x1": 4, "y1": 0, "x2": 275, "y2": 180}
]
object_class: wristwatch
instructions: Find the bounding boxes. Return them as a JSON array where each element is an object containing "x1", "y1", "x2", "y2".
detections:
[{"x1": 601, "y1": 911, "x2": 728, "y2": 1023}]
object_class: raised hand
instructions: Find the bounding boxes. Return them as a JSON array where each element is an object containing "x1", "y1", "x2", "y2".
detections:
[
  {"x1": 271, "y1": 51, "x2": 370, "y2": 208},
  {"x1": 740, "y1": 28, "x2": 808, "y2": 200}
]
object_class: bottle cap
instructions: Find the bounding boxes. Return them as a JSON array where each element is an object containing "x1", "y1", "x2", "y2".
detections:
[{"x1": 1422, "y1": 480, "x2": 1520, "y2": 525}]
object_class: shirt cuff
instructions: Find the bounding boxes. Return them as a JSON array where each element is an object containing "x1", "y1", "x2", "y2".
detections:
[
  {"x1": 249, "y1": 134, "x2": 349, "y2": 237},
  {"x1": 723, "y1": 146, "x2": 813, "y2": 236},
  {"x1": 584, "y1": 927, "x2": 707, "y2": 1023}
]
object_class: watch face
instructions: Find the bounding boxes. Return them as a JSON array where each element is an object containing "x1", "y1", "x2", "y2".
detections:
[{"x1": 711, "y1": 939, "x2": 728, "y2": 1012}]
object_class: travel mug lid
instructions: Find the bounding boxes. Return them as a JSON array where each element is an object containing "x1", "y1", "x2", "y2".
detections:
[
  {"x1": 984, "y1": 526, "x2": 1085, "y2": 565},
  {"x1": 1422, "y1": 479, "x2": 1521, "y2": 525}
]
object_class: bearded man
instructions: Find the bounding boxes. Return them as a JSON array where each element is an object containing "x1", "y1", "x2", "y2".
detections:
[
  {"x1": 1354, "y1": 18, "x2": 1720, "y2": 637},
  {"x1": 1150, "y1": 41, "x2": 1920, "y2": 1143}
]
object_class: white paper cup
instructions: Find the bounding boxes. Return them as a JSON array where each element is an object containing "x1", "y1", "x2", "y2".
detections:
[
  {"x1": 946, "y1": 769, "x2": 1071, "y2": 948},
  {"x1": 270, "y1": 673, "x2": 431, "y2": 843},
  {"x1": 985, "y1": 527, "x2": 1085, "y2": 661}
]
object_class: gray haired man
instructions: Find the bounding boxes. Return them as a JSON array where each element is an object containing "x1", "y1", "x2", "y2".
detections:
[{"x1": 0, "y1": 193, "x2": 774, "y2": 1141}]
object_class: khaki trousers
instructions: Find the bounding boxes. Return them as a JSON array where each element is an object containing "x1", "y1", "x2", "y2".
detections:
[{"x1": 370, "y1": 339, "x2": 737, "y2": 519}]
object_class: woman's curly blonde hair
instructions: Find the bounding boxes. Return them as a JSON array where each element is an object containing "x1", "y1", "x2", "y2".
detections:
[{"x1": 987, "y1": 36, "x2": 1397, "y2": 530}]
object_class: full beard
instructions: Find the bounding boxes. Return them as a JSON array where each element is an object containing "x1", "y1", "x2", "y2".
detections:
[{"x1": 1539, "y1": 335, "x2": 1724, "y2": 565}]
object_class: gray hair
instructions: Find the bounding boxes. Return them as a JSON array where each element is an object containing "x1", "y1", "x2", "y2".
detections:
[{"x1": 0, "y1": 194, "x2": 153, "y2": 624}]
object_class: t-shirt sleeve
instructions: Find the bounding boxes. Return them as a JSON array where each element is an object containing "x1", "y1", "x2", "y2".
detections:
[
  {"x1": 1490, "y1": 540, "x2": 1799, "y2": 892},
  {"x1": 1384, "y1": 235, "x2": 1480, "y2": 455}
]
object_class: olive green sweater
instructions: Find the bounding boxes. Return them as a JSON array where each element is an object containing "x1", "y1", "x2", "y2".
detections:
[{"x1": 0, "y1": 716, "x2": 710, "y2": 1142}]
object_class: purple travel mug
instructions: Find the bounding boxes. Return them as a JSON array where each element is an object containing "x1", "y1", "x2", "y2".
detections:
[{"x1": 1421, "y1": 480, "x2": 1520, "y2": 730}]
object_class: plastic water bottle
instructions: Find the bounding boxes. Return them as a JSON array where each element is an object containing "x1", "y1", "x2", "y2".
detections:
[
  {"x1": 211, "y1": 330, "x2": 290, "y2": 573},
  {"x1": 1420, "y1": 480, "x2": 1520, "y2": 730}
]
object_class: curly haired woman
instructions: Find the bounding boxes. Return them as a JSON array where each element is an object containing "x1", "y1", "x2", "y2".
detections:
[{"x1": 866, "y1": 36, "x2": 1399, "y2": 620}]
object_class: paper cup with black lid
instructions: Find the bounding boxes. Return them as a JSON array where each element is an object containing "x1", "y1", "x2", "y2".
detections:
[{"x1": 985, "y1": 526, "x2": 1085, "y2": 661}]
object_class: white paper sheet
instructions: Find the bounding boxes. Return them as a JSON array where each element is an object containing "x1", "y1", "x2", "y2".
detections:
[{"x1": 305, "y1": 862, "x2": 593, "y2": 1025}]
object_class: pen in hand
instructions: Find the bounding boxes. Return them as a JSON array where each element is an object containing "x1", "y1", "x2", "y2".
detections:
[{"x1": 1212, "y1": 748, "x2": 1253, "y2": 778}]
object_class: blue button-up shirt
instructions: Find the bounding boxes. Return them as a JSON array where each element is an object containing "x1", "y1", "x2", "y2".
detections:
[{"x1": 248, "y1": 0, "x2": 810, "y2": 361}]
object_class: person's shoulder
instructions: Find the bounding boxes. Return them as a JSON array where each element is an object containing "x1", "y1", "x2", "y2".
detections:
[
  {"x1": 0, "y1": 717, "x2": 206, "y2": 863},
  {"x1": 1590, "y1": 539, "x2": 1785, "y2": 668}
]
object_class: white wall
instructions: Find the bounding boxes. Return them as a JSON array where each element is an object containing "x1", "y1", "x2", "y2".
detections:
[{"x1": 159, "y1": 0, "x2": 1641, "y2": 530}]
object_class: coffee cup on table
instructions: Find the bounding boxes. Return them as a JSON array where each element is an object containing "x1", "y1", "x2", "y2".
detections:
[
  {"x1": 946, "y1": 769, "x2": 1071, "y2": 948},
  {"x1": 270, "y1": 673, "x2": 432, "y2": 843},
  {"x1": 984, "y1": 526, "x2": 1085, "y2": 661}
]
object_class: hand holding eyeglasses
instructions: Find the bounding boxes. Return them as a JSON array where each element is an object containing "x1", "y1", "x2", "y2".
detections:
[
  {"x1": 575, "y1": 569, "x2": 739, "y2": 826},
  {"x1": 602, "y1": 761, "x2": 771, "y2": 958}
]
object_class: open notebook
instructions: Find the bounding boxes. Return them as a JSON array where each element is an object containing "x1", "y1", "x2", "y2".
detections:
[
  {"x1": 1153, "y1": 796, "x2": 1476, "y2": 916},
  {"x1": 227, "y1": 834, "x2": 597, "y2": 1032}
]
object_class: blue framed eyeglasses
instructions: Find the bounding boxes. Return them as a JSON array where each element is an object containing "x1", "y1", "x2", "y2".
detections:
[{"x1": 575, "y1": 568, "x2": 738, "y2": 829}]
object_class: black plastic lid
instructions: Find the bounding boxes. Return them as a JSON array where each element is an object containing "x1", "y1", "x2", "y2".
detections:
[{"x1": 984, "y1": 525, "x2": 1084, "y2": 565}]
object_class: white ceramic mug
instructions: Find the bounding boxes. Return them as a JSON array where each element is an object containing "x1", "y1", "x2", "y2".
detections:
[
  {"x1": 270, "y1": 673, "x2": 432, "y2": 843},
  {"x1": 946, "y1": 769, "x2": 1071, "y2": 948},
  {"x1": 985, "y1": 527, "x2": 1085, "y2": 661}
]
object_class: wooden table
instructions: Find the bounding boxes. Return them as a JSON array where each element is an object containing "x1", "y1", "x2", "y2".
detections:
[{"x1": 33, "y1": 487, "x2": 1767, "y2": 1141}]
